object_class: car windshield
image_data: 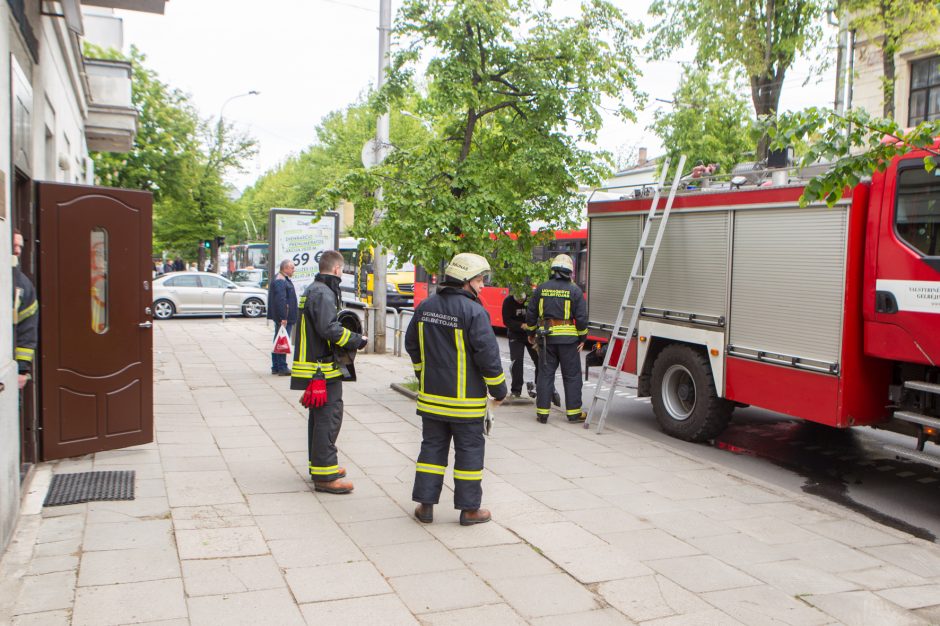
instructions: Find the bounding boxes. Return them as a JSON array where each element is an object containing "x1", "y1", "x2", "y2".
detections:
[{"x1": 232, "y1": 270, "x2": 260, "y2": 281}]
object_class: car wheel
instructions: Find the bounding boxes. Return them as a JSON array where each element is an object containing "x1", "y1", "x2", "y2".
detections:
[
  {"x1": 651, "y1": 344, "x2": 733, "y2": 442},
  {"x1": 153, "y1": 299, "x2": 176, "y2": 320},
  {"x1": 242, "y1": 297, "x2": 265, "y2": 318}
]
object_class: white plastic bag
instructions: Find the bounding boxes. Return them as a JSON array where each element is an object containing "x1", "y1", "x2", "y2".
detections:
[{"x1": 272, "y1": 325, "x2": 293, "y2": 355}]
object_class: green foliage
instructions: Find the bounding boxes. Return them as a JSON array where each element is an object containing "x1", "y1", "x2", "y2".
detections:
[
  {"x1": 236, "y1": 96, "x2": 430, "y2": 240},
  {"x1": 650, "y1": 68, "x2": 756, "y2": 176},
  {"x1": 87, "y1": 44, "x2": 256, "y2": 258},
  {"x1": 841, "y1": 0, "x2": 940, "y2": 118},
  {"x1": 648, "y1": 0, "x2": 824, "y2": 155},
  {"x1": 324, "y1": 0, "x2": 644, "y2": 291},
  {"x1": 770, "y1": 107, "x2": 940, "y2": 206}
]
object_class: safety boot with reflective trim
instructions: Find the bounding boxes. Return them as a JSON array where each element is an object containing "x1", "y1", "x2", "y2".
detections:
[
  {"x1": 414, "y1": 503, "x2": 433, "y2": 524},
  {"x1": 313, "y1": 478, "x2": 354, "y2": 494},
  {"x1": 460, "y1": 508, "x2": 491, "y2": 526},
  {"x1": 309, "y1": 466, "x2": 346, "y2": 480},
  {"x1": 567, "y1": 411, "x2": 587, "y2": 423}
]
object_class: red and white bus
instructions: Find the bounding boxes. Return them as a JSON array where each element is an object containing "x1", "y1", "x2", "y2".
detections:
[{"x1": 413, "y1": 229, "x2": 588, "y2": 328}]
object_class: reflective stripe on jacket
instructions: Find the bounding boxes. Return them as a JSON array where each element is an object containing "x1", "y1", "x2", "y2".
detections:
[
  {"x1": 526, "y1": 277, "x2": 588, "y2": 344},
  {"x1": 290, "y1": 275, "x2": 362, "y2": 389},
  {"x1": 405, "y1": 286, "x2": 507, "y2": 422},
  {"x1": 14, "y1": 268, "x2": 38, "y2": 374}
]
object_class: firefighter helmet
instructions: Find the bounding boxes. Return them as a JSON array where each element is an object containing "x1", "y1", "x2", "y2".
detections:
[
  {"x1": 444, "y1": 253, "x2": 491, "y2": 283},
  {"x1": 550, "y1": 254, "x2": 574, "y2": 274}
]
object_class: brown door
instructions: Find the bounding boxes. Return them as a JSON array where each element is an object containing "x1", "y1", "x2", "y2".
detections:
[{"x1": 37, "y1": 183, "x2": 154, "y2": 460}]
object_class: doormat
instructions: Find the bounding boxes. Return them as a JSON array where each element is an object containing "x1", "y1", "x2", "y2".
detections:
[{"x1": 43, "y1": 470, "x2": 135, "y2": 507}]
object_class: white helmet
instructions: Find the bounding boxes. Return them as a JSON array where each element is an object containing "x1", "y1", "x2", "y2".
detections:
[
  {"x1": 550, "y1": 254, "x2": 574, "y2": 274},
  {"x1": 444, "y1": 253, "x2": 491, "y2": 283}
]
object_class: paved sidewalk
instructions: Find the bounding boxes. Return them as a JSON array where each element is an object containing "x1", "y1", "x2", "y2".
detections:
[{"x1": 3, "y1": 318, "x2": 940, "y2": 625}]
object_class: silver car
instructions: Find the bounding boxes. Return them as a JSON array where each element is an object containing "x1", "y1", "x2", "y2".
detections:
[{"x1": 152, "y1": 271, "x2": 267, "y2": 320}]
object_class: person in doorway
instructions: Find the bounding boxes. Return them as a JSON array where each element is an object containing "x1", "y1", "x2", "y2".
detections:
[
  {"x1": 12, "y1": 229, "x2": 37, "y2": 391},
  {"x1": 406, "y1": 253, "x2": 507, "y2": 526},
  {"x1": 291, "y1": 250, "x2": 367, "y2": 494},
  {"x1": 268, "y1": 259, "x2": 298, "y2": 375},
  {"x1": 526, "y1": 254, "x2": 588, "y2": 424}
]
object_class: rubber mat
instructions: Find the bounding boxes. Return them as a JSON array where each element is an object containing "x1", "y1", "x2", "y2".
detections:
[{"x1": 43, "y1": 470, "x2": 135, "y2": 507}]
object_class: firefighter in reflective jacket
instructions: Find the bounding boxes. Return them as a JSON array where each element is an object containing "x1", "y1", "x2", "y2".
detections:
[
  {"x1": 406, "y1": 253, "x2": 507, "y2": 526},
  {"x1": 527, "y1": 254, "x2": 588, "y2": 423},
  {"x1": 291, "y1": 250, "x2": 367, "y2": 494},
  {"x1": 13, "y1": 230, "x2": 37, "y2": 390}
]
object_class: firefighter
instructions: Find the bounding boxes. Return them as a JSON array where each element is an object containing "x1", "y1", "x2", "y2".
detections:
[
  {"x1": 406, "y1": 253, "x2": 507, "y2": 526},
  {"x1": 13, "y1": 229, "x2": 37, "y2": 391},
  {"x1": 527, "y1": 254, "x2": 588, "y2": 423},
  {"x1": 291, "y1": 250, "x2": 367, "y2": 494}
]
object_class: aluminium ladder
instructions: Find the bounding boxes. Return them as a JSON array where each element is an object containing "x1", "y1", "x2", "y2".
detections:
[{"x1": 584, "y1": 154, "x2": 687, "y2": 434}]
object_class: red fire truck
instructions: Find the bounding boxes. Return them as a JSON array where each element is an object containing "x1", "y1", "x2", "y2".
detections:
[
  {"x1": 413, "y1": 228, "x2": 588, "y2": 328},
  {"x1": 586, "y1": 150, "x2": 940, "y2": 466}
]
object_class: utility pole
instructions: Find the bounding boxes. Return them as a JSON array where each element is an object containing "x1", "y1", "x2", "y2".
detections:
[{"x1": 371, "y1": 0, "x2": 392, "y2": 353}]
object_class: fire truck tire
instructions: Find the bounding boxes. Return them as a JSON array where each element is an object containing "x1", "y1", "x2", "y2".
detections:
[{"x1": 651, "y1": 344, "x2": 733, "y2": 442}]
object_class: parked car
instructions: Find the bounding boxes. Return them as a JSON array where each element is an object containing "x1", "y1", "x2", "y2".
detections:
[
  {"x1": 230, "y1": 268, "x2": 268, "y2": 289},
  {"x1": 152, "y1": 272, "x2": 267, "y2": 320}
]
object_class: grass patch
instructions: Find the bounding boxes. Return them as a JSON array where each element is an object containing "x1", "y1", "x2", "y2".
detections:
[{"x1": 401, "y1": 377, "x2": 419, "y2": 392}]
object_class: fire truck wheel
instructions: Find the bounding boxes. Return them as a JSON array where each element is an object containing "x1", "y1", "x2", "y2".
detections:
[{"x1": 651, "y1": 344, "x2": 732, "y2": 442}]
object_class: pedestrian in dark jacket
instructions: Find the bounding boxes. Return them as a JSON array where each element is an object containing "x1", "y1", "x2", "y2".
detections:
[
  {"x1": 406, "y1": 253, "x2": 507, "y2": 526},
  {"x1": 291, "y1": 250, "x2": 367, "y2": 494},
  {"x1": 172, "y1": 257, "x2": 185, "y2": 272},
  {"x1": 268, "y1": 259, "x2": 299, "y2": 375},
  {"x1": 13, "y1": 230, "x2": 37, "y2": 391},
  {"x1": 502, "y1": 293, "x2": 540, "y2": 397},
  {"x1": 527, "y1": 254, "x2": 588, "y2": 423}
]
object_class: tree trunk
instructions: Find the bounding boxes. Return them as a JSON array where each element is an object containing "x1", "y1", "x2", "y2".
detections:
[
  {"x1": 750, "y1": 72, "x2": 784, "y2": 160},
  {"x1": 882, "y1": 46, "x2": 896, "y2": 119}
]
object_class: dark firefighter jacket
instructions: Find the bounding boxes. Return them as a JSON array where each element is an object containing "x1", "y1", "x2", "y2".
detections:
[
  {"x1": 501, "y1": 295, "x2": 529, "y2": 342},
  {"x1": 405, "y1": 286, "x2": 507, "y2": 422},
  {"x1": 526, "y1": 276, "x2": 588, "y2": 344},
  {"x1": 14, "y1": 267, "x2": 38, "y2": 374},
  {"x1": 290, "y1": 274, "x2": 362, "y2": 390}
]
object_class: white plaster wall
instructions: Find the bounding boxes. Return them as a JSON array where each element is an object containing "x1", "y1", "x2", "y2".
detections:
[{"x1": 0, "y1": 4, "x2": 21, "y2": 552}]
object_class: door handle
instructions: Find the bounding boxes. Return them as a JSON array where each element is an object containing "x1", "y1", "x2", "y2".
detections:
[{"x1": 139, "y1": 321, "x2": 153, "y2": 329}]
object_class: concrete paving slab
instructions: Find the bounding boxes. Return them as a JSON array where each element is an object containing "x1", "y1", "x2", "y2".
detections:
[
  {"x1": 175, "y1": 526, "x2": 268, "y2": 559},
  {"x1": 323, "y1": 495, "x2": 407, "y2": 523},
  {"x1": 598, "y1": 575, "x2": 711, "y2": 623},
  {"x1": 703, "y1": 585, "x2": 832, "y2": 626},
  {"x1": 285, "y1": 561, "x2": 391, "y2": 603},
  {"x1": 78, "y1": 545, "x2": 181, "y2": 586},
  {"x1": 10, "y1": 609, "x2": 72, "y2": 625},
  {"x1": 864, "y1": 543, "x2": 940, "y2": 579},
  {"x1": 299, "y1": 594, "x2": 419, "y2": 625},
  {"x1": 544, "y1": 544, "x2": 653, "y2": 583},
  {"x1": 602, "y1": 528, "x2": 701, "y2": 562},
  {"x1": 877, "y1": 584, "x2": 940, "y2": 610},
  {"x1": 640, "y1": 608, "x2": 745, "y2": 625},
  {"x1": 83, "y1": 519, "x2": 174, "y2": 551},
  {"x1": 530, "y1": 608, "x2": 635, "y2": 625},
  {"x1": 424, "y1": 519, "x2": 522, "y2": 550},
  {"x1": 420, "y1": 602, "x2": 527, "y2": 625},
  {"x1": 187, "y1": 588, "x2": 305, "y2": 626},
  {"x1": 363, "y1": 540, "x2": 466, "y2": 577},
  {"x1": 71, "y1": 578, "x2": 187, "y2": 626},
  {"x1": 12, "y1": 571, "x2": 75, "y2": 615},
  {"x1": 268, "y1": 535, "x2": 365, "y2": 568},
  {"x1": 181, "y1": 555, "x2": 285, "y2": 596},
  {"x1": 744, "y1": 559, "x2": 859, "y2": 595},
  {"x1": 456, "y1": 543, "x2": 560, "y2": 580},
  {"x1": 645, "y1": 555, "x2": 761, "y2": 593},
  {"x1": 389, "y1": 568, "x2": 500, "y2": 614},
  {"x1": 804, "y1": 590, "x2": 929, "y2": 626}
]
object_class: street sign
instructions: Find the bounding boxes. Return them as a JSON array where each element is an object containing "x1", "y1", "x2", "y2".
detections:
[
  {"x1": 268, "y1": 209, "x2": 340, "y2": 301},
  {"x1": 361, "y1": 138, "x2": 393, "y2": 169}
]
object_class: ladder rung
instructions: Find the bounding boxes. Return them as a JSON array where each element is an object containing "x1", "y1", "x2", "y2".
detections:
[
  {"x1": 893, "y1": 411, "x2": 940, "y2": 430},
  {"x1": 906, "y1": 381, "x2": 940, "y2": 395},
  {"x1": 631, "y1": 274, "x2": 645, "y2": 280},
  {"x1": 639, "y1": 244, "x2": 655, "y2": 249}
]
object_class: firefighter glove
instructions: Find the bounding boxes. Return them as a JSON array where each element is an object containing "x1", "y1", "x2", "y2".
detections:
[{"x1": 301, "y1": 370, "x2": 328, "y2": 408}]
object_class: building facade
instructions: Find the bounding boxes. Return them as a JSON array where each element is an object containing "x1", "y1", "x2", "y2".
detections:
[{"x1": 0, "y1": 0, "x2": 163, "y2": 552}]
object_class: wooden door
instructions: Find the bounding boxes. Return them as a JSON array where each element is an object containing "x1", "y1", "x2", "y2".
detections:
[{"x1": 37, "y1": 183, "x2": 153, "y2": 460}]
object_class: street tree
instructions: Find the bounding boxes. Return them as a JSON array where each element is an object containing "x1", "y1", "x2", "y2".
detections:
[
  {"x1": 648, "y1": 0, "x2": 824, "y2": 157},
  {"x1": 841, "y1": 0, "x2": 940, "y2": 119},
  {"x1": 88, "y1": 45, "x2": 256, "y2": 260},
  {"x1": 324, "y1": 0, "x2": 644, "y2": 292},
  {"x1": 769, "y1": 107, "x2": 940, "y2": 206},
  {"x1": 650, "y1": 68, "x2": 756, "y2": 176}
]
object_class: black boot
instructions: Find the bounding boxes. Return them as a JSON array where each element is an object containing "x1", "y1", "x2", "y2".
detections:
[{"x1": 414, "y1": 503, "x2": 433, "y2": 524}]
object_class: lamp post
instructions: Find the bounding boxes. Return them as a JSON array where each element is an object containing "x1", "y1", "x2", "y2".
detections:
[{"x1": 203, "y1": 90, "x2": 259, "y2": 272}]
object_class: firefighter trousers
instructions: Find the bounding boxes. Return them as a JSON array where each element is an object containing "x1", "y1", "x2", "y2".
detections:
[
  {"x1": 508, "y1": 337, "x2": 538, "y2": 394},
  {"x1": 536, "y1": 342, "x2": 582, "y2": 420},
  {"x1": 412, "y1": 417, "x2": 485, "y2": 511},
  {"x1": 308, "y1": 379, "x2": 344, "y2": 482}
]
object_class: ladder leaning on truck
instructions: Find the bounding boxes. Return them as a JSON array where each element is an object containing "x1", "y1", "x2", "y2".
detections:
[{"x1": 584, "y1": 149, "x2": 940, "y2": 467}]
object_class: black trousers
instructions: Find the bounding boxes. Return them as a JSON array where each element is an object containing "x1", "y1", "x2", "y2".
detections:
[
  {"x1": 308, "y1": 379, "x2": 344, "y2": 482},
  {"x1": 413, "y1": 417, "x2": 485, "y2": 510},
  {"x1": 508, "y1": 337, "x2": 539, "y2": 394},
  {"x1": 536, "y1": 342, "x2": 582, "y2": 419}
]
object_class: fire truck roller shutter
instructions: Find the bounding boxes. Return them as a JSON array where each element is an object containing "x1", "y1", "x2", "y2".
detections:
[
  {"x1": 643, "y1": 212, "x2": 729, "y2": 320},
  {"x1": 588, "y1": 215, "x2": 642, "y2": 326},
  {"x1": 729, "y1": 205, "x2": 849, "y2": 368}
]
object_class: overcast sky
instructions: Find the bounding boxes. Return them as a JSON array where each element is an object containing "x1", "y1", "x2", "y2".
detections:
[{"x1": 115, "y1": 0, "x2": 837, "y2": 191}]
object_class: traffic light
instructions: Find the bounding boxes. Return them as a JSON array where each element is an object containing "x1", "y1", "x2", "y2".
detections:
[
  {"x1": 215, "y1": 235, "x2": 226, "y2": 247},
  {"x1": 203, "y1": 240, "x2": 211, "y2": 249}
]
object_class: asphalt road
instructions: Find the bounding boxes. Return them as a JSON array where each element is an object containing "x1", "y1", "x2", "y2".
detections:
[{"x1": 489, "y1": 333, "x2": 940, "y2": 545}]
